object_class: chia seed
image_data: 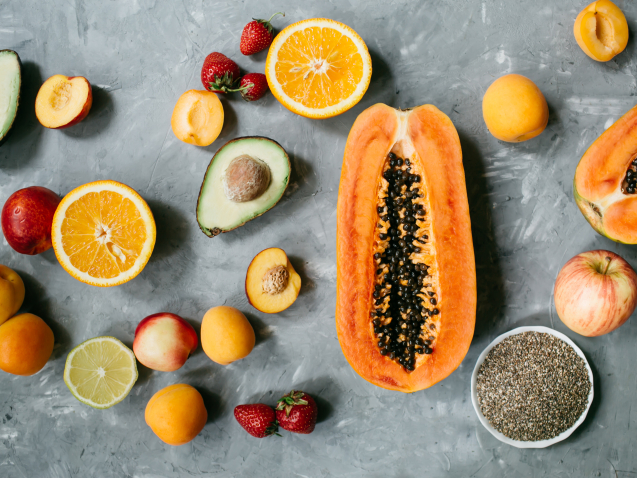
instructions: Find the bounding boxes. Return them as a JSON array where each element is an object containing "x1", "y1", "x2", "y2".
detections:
[{"x1": 476, "y1": 331, "x2": 591, "y2": 442}]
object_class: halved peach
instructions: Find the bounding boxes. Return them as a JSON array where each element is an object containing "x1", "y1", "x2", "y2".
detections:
[
  {"x1": 35, "y1": 75, "x2": 92, "y2": 129},
  {"x1": 246, "y1": 248, "x2": 301, "y2": 313},
  {"x1": 574, "y1": 0, "x2": 628, "y2": 62},
  {"x1": 171, "y1": 90, "x2": 223, "y2": 147}
]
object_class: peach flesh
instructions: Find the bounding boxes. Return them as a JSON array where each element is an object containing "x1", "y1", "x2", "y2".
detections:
[{"x1": 35, "y1": 75, "x2": 92, "y2": 129}]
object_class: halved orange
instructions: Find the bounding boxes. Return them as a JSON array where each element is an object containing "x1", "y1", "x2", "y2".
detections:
[
  {"x1": 51, "y1": 181, "x2": 156, "y2": 287},
  {"x1": 265, "y1": 18, "x2": 372, "y2": 119}
]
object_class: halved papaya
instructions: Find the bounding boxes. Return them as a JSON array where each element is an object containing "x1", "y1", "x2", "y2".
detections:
[
  {"x1": 574, "y1": 104, "x2": 637, "y2": 244},
  {"x1": 336, "y1": 104, "x2": 476, "y2": 393}
]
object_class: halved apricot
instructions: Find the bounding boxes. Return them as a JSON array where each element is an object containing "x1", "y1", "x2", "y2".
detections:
[
  {"x1": 35, "y1": 75, "x2": 92, "y2": 129},
  {"x1": 246, "y1": 248, "x2": 301, "y2": 313},
  {"x1": 574, "y1": 0, "x2": 628, "y2": 62},
  {"x1": 171, "y1": 90, "x2": 223, "y2": 146}
]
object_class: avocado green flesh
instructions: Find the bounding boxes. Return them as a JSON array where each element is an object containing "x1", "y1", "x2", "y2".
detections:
[
  {"x1": 197, "y1": 137, "x2": 290, "y2": 236},
  {"x1": 0, "y1": 51, "x2": 20, "y2": 141}
]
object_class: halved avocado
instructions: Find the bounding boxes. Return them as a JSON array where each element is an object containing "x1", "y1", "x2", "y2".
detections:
[
  {"x1": 0, "y1": 50, "x2": 21, "y2": 144},
  {"x1": 197, "y1": 136, "x2": 291, "y2": 237}
]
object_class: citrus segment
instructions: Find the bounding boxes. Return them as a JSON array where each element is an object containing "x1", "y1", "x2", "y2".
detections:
[
  {"x1": 266, "y1": 18, "x2": 372, "y2": 119},
  {"x1": 64, "y1": 336, "x2": 138, "y2": 409},
  {"x1": 52, "y1": 181, "x2": 156, "y2": 287}
]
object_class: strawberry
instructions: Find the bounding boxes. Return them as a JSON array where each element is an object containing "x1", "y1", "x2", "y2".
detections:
[
  {"x1": 231, "y1": 73, "x2": 269, "y2": 101},
  {"x1": 201, "y1": 52, "x2": 241, "y2": 93},
  {"x1": 234, "y1": 403, "x2": 280, "y2": 438},
  {"x1": 275, "y1": 390, "x2": 318, "y2": 434},
  {"x1": 240, "y1": 12, "x2": 285, "y2": 55}
]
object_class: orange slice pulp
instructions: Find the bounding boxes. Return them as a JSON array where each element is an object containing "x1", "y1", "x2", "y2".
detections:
[
  {"x1": 51, "y1": 180, "x2": 156, "y2": 287},
  {"x1": 265, "y1": 18, "x2": 372, "y2": 119}
]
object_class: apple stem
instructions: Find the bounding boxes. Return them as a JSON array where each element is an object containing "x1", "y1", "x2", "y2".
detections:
[{"x1": 603, "y1": 256, "x2": 612, "y2": 275}]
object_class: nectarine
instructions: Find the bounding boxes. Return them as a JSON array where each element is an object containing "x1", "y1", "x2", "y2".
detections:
[
  {"x1": 1, "y1": 186, "x2": 61, "y2": 255},
  {"x1": 133, "y1": 312, "x2": 198, "y2": 372},
  {"x1": 35, "y1": 75, "x2": 92, "y2": 129}
]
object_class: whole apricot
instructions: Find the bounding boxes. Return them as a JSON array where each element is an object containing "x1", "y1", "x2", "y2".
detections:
[
  {"x1": 201, "y1": 306, "x2": 255, "y2": 365},
  {"x1": 0, "y1": 313, "x2": 54, "y2": 376},
  {"x1": 574, "y1": 0, "x2": 628, "y2": 62},
  {"x1": 482, "y1": 74, "x2": 548, "y2": 143},
  {"x1": 0, "y1": 265, "x2": 25, "y2": 325},
  {"x1": 145, "y1": 384, "x2": 207, "y2": 446}
]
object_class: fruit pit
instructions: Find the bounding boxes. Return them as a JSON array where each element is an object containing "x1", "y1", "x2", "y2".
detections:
[
  {"x1": 223, "y1": 155, "x2": 271, "y2": 203},
  {"x1": 371, "y1": 151, "x2": 439, "y2": 372},
  {"x1": 263, "y1": 265, "x2": 289, "y2": 295},
  {"x1": 622, "y1": 158, "x2": 637, "y2": 194}
]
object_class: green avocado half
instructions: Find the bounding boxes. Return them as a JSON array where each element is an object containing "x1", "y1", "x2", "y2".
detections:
[
  {"x1": 197, "y1": 136, "x2": 291, "y2": 237},
  {"x1": 0, "y1": 50, "x2": 21, "y2": 144}
]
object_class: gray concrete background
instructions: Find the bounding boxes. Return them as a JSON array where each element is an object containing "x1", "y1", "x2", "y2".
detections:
[{"x1": 0, "y1": 0, "x2": 636, "y2": 476}]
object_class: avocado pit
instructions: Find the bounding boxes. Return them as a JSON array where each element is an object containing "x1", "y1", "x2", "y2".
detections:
[{"x1": 223, "y1": 155, "x2": 271, "y2": 203}]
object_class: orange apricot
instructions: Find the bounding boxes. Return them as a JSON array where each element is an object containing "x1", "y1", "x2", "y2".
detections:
[
  {"x1": 482, "y1": 74, "x2": 548, "y2": 143},
  {"x1": 145, "y1": 384, "x2": 207, "y2": 446},
  {"x1": 201, "y1": 306, "x2": 254, "y2": 365},
  {"x1": 0, "y1": 313, "x2": 54, "y2": 376},
  {"x1": 0, "y1": 265, "x2": 25, "y2": 325},
  {"x1": 171, "y1": 90, "x2": 224, "y2": 146},
  {"x1": 574, "y1": 0, "x2": 629, "y2": 62}
]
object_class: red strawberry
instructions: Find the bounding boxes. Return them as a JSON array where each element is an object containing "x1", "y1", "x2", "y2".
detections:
[
  {"x1": 240, "y1": 12, "x2": 285, "y2": 55},
  {"x1": 232, "y1": 73, "x2": 269, "y2": 101},
  {"x1": 234, "y1": 403, "x2": 280, "y2": 438},
  {"x1": 275, "y1": 391, "x2": 318, "y2": 434},
  {"x1": 201, "y1": 52, "x2": 241, "y2": 93}
]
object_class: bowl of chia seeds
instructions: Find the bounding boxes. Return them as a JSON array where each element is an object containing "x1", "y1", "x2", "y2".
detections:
[{"x1": 471, "y1": 326, "x2": 593, "y2": 448}]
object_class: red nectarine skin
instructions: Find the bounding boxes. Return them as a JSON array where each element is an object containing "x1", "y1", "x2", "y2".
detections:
[
  {"x1": 554, "y1": 250, "x2": 637, "y2": 336},
  {"x1": 133, "y1": 313, "x2": 198, "y2": 372},
  {"x1": 1, "y1": 186, "x2": 61, "y2": 255}
]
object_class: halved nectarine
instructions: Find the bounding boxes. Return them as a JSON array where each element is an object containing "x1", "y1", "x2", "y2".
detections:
[
  {"x1": 171, "y1": 90, "x2": 224, "y2": 147},
  {"x1": 35, "y1": 75, "x2": 92, "y2": 129},
  {"x1": 246, "y1": 248, "x2": 301, "y2": 313},
  {"x1": 574, "y1": 0, "x2": 628, "y2": 62}
]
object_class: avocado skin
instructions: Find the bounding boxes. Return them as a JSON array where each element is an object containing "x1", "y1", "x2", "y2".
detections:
[{"x1": 0, "y1": 49, "x2": 22, "y2": 146}]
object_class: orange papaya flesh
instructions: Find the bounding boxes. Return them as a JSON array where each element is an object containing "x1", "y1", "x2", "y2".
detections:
[
  {"x1": 336, "y1": 103, "x2": 476, "y2": 393},
  {"x1": 574, "y1": 104, "x2": 637, "y2": 244}
]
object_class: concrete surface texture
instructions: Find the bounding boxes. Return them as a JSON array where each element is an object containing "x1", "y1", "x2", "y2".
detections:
[{"x1": 0, "y1": 0, "x2": 636, "y2": 476}]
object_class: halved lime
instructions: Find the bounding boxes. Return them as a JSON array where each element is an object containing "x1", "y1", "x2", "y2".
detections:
[{"x1": 64, "y1": 336, "x2": 138, "y2": 409}]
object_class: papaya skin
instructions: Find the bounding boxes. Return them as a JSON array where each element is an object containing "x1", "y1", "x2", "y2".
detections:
[
  {"x1": 574, "y1": 104, "x2": 637, "y2": 244},
  {"x1": 336, "y1": 103, "x2": 476, "y2": 393}
]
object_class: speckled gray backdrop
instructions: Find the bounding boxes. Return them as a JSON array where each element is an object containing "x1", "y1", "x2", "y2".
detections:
[{"x1": 1, "y1": 0, "x2": 636, "y2": 476}]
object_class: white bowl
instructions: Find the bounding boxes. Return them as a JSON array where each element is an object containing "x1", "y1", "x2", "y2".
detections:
[{"x1": 470, "y1": 326, "x2": 594, "y2": 448}]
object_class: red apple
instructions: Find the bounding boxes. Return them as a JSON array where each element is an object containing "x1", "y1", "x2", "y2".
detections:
[
  {"x1": 35, "y1": 75, "x2": 92, "y2": 129},
  {"x1": 554, "y1": 250, "x2": 637, "y2": 337},
  {"x1": 133, "y1": 313, "x2": 198, "y2": 372},
  {"x1": 1, "y1": 186, "x2": 61, "y2": 255}
]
